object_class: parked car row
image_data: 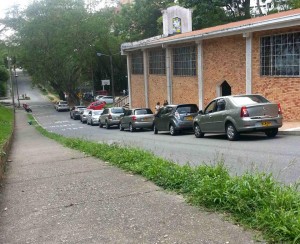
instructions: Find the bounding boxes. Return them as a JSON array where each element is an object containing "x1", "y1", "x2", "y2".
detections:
[{"x1": 60, "y1": 94, "x2": 283, "y2": 141}]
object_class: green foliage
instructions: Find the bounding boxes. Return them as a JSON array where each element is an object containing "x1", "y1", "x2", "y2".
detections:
[
  {"x1": 0, "y1": 66, "x2": 9, "y2": 82},
  {"x1": 0, "y1": 81, "x2": 6, "y2": 97},
  {"x1": 0, "y1": 105, "x2": 14, "y2": 148},
  {"x1": 114, "y1": 0, "x2": 174, "y2": 41},
  {"x1": 29, "y1": 113, "x2": 300, "y2": 243}
]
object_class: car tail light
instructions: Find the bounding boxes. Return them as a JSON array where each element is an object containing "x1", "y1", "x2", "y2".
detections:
[
  {"x1": 240, "y1": 106, "x2": 249, "y2": 117},
  {"x1": 278, "y1": 103, "x2": 282, "y2": 115},
  {"x1": 108, "y1": 114, "x2": 112, "y2": 119},
  {"x1": 175, "y1": 111, "x2": 180, "y2": 119},
  {"x1": 132, "y1": 116, "x2": 137, "y2": 121}
]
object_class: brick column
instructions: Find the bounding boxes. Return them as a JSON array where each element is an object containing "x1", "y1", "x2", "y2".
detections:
[
  {"x1": 126, "y1": 53, "x2": 132, "y2": 108},
  {"x1": 244, "y1": 32, "x2": 253, "y2": 94},
  {"x1": 197, "y1": 41, "x2": 204, "y2": 110},
  {"x1": 143, "y1": 49, "x2": 149, "y2": 107},
  {"x1": 166, "y1": 46, "x2": 172, "y2": 104}
]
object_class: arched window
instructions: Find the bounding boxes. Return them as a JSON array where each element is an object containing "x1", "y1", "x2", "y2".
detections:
[{"x1": 221, "y1": 81, "x2": 231, "y2": 96}]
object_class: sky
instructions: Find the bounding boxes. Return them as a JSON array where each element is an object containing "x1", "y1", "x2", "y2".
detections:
[{"x1": 0, "y1": 0, "x2": 30, "y2": 18}]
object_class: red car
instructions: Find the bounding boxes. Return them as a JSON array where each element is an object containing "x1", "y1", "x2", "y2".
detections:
[{"x1": 87, "y1": 101, "x2": 106, "y2": 110}]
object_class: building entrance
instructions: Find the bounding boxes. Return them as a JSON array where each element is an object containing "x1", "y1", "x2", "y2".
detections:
[{"x1": 221, "y1": 81, "x2": 231, "y2": 96}]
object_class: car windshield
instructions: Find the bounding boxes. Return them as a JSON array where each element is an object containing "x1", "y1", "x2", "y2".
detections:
[
  {"x1": 111, "y1": 108, "x2": 124, "y2": 113},
  {"x1": 135, "y1": 109, "x2": 152, "y2": 115},
  {"x1": 93, "y1": 111, "x2": 102, "y2": 115},
  {"x1": 176, "y1": 105, "x2": 198, "y2": 114},
  {"x1": 60, "y1": 101, "x2": 68, "y2": 105},
  {"x1": 231, "y1": 95, "x2": 269, "y2": 106}
]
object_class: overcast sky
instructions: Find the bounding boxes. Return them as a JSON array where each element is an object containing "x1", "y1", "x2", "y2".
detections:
[{"x1": 0, "y1": 0, "x2": 29, "y2": 17}]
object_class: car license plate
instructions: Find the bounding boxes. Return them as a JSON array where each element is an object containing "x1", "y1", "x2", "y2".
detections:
[
  {"x1": 141, "y1": 118, "x2": 150, "y2": 122},
  {"x1": 185, "y1": 116, "x2": 193, "y2": 121},
  {"x1": 262, "y1": 121, "x2": 272, "y2": 126}
]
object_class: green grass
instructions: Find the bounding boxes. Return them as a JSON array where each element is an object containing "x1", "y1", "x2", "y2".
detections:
[
  {"x1": 0, "y1": 105, "x2": 14, "y2": 149},
  {"x1": 28, "y1": 114, "x2": 300, "y2": 243}
]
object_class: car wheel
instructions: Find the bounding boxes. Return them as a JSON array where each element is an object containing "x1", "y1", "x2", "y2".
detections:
[
  {"x1": 265, "y1": 128, "x2": 278, "y2": 138},
  {"x1": 226, "y1": 123, "x2": 239, "y2": 141},
  {"x1": 91, "y1": 120, "x2": 94, "y2": 126},
  {"x1": 70, "y1": 113, "x2": 72, "y2": 119},
  {"x1": 119, "y1": 123, "x2": 124, "y2": 131},
  {"x1": 169, "y1": 124, "x2": 176, "y2": 136},
  {"x1": 194, "y1": 124, "x2": 204, "y2": 138},
  {"x1": 129, "y1": 123, "x2": 135, "y2": 132},
  {"x1": 153, "y1": 124, "x2": 158, "y2": 134},
  {"x1": 106, "y1": 121, "x2": 110, "y2": 129},
  {"x1": 99, "y1": 121, "x2": 103, "y2": 128}
]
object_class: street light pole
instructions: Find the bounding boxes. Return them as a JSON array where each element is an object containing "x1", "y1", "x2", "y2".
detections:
[
  {"x1": 97, "y1": 52, "x2": 119, "y2": 104},
  {"x1": 7, "y1": 57, "x2": 15, "y2": 111},
  {"x1": 109, "y1": 55, "x2": 115, "y2": 104},
  {"x1": 14, "y1": 70, "x2": 20, "y2": 107}
]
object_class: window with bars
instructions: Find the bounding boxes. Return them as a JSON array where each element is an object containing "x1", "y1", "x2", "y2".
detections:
[
  {"x1": 131, "y1": 52, "x2": 144, "y2": 74},
  {"x1": 149, "y1": 49, "x2": 166, "y2": 75},
  {"x1": 173, "y1": 46, "x2": 196, "y2": 76},
  {"x1": 261, "y1": 32, "x2": 300, "y2": 76}
]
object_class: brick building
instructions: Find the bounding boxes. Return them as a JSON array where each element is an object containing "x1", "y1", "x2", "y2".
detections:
[{"x1": 121, "y1": 7, "x2": 300, "y2": 121}]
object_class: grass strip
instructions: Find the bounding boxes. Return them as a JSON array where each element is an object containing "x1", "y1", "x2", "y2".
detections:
[
  {"x1": 28, "y1": 114, "x2": 300, "y2": 243},
  {"x1": 0, "y1": 105, "x2": 14, "y2": 149}
]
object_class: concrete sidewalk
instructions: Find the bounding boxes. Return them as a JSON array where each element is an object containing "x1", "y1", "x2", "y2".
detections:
[{"x1": 0, "y1": 110, "x2": 259, "y2": 243}]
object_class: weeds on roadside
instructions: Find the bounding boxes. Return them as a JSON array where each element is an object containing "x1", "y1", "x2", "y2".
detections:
[
  {"x1": 0, "y1": 105, "x2": 13, "y2": 147},
  {"x1": 28, "y1": 114, "x2": 300, "y2": 243}
]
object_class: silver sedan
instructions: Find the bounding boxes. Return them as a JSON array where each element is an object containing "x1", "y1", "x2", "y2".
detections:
[
  {"x1": 119, "y1": 108, "x2": 154, "y2": 132},
  {"x1": 193, "y1": 94, "x2": 283, "y2": 141}
]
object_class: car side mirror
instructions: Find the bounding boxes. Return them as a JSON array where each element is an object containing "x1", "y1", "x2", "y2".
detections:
[{"x1": 198, "y1": 110, "x2": 203, "y2": 115}]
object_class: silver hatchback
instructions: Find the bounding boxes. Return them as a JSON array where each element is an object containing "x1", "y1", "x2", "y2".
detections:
[
  {"x1": 119, "y1": 108, "x2": 154, "y2": 132},
  {"x1": 99, "y1": 107, "x2": 125, "y2": 129},
  {"x1": 193, "y1": 94, "x2": 283, "y2": 141}
]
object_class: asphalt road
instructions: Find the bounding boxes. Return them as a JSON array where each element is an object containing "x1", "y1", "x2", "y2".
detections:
[{"x1": 16, "y1": 70, "x2": 300, "y2": 185}]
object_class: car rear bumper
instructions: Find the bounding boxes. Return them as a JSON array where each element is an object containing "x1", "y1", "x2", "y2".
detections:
[
  {"x1": 133, "y1": 121, "x2": 153, "y2": 128},
  {"x1": 237, "y1": 117, "x2": 283, "y2": 132},
  {"x1": 174, "y1": 121, "x2": 194, "y2": 130},
  {"x1": 57, "y1": 107, "x2": 69, "y2": 111},
  {"x1": 108, "y1": 119, "x2": 121, "y2": 126}
]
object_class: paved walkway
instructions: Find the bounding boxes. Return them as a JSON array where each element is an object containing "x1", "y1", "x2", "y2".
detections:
[{"x1": 0, "y1": 110, "x2": 259, "y2": 243}]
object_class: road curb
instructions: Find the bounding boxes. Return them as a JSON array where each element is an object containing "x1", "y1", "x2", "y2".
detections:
[{"x1": 278, "y1": 131, "x2": 300, "y2": 136}]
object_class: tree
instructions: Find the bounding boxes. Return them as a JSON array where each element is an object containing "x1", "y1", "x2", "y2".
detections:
[{"x1": 114, "y1": 0, "x2": 175, "y2": 41}]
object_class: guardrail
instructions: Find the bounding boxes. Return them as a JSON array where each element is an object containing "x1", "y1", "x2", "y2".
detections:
[{"x1": 114, "y1": 95, "x2": 129, "y2": 108}]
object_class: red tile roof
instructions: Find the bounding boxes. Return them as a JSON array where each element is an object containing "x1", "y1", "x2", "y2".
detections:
[{"x1": 160, "y1": 8, "x2": 300, "y2": 42}]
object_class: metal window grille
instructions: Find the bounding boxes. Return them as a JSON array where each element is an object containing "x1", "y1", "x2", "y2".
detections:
[
  {"x1": 149, "y1": 49, "x2": 166, "y2": 75},
  {"x1": 131, "y1": 52, "x2": 144, "y2": 74},
  {"x1": 173, "y1": 46, "x2": 196, "y2": 76},
  {"x1": 261, "y1": 32, "x2": 300, "y2": 76}
]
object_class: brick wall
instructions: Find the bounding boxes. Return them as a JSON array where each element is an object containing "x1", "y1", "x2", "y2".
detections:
[
  {"x1": 252, "y1": 27, "x2": 300, "y2": 121},
  {"x1": 148, "y1": 75, "x2": 168, "y2": 112},
  {"x1": 203, "y1": 35, "x2": 246, "y2": 106},
  {"x1": 172, "y1": 76, "x2": 198, "y2": 105},
  {"x1": 130, "y1": 75, "x2": 145, "y2": 108},
  {"x1": 129, "y1": 29, "x2": 300, "y2": 121}
]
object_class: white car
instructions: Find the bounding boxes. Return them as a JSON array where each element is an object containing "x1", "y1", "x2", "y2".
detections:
[
  {"x1": 98, "y1": 96, "x2": 114, "y2": 104},
  {"x1": 87, "y1": 110, "x2": 103, "y2": 126},
  {"x1": 55, "y1": 101, "x2": 69, "y2": 111},
  {"x1": 94, "y1": 95, "x2": 104, "y2": 101}
]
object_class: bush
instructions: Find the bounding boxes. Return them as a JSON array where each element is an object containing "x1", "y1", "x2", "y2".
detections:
[
  {"x1": 0, "y1": 67, "x2": 9, "y2": 82},
  {"x1": 0, "y1": 81, "x2": 6, "y2": 97}
]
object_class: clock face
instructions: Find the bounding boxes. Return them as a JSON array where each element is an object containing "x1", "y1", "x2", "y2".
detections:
[{"x1": 172, "y1": 17, "x2": 181, "y2": 34}]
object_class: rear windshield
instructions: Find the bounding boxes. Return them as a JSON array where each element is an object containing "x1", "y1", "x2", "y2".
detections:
[
  {"x1": 231, "y1": 95, "x2": 269, "y2": 106},
  {"x1": 111, "y1": 108, "x2": 124, "y2": 113},
  {"x1": 176, "y1": 105, "x2": 199, "y2": 114},
  {"x1": 60, "y1": 101, "x2": 68, "y2": 105},
  {"x1": 93, "y1": 111, "x2": 102, "y2": 115},
  {"x1": 135, "y1": 109, "x2": 153, "y2": 115}
]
